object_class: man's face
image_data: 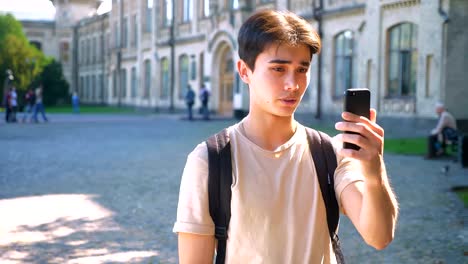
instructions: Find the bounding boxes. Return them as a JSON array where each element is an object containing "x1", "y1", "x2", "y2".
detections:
[{"x1": 238, "y1": 43, "x2": 311, "y2": 118}]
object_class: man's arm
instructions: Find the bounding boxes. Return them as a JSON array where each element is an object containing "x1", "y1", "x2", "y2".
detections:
[
  {"x1": 178, "y1": 233, "x2": 215, "y2": 264},
  {"x1": 431, "y1": 112, "x2": 448, "y2": 135},
  {"x1": 335, "y1": 109, "x2": 398, "y2": 250}
]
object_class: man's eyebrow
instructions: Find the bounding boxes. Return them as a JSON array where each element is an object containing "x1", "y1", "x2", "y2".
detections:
[{"x1": 268, "y1": 59, "x2": 310, "y2": 67}]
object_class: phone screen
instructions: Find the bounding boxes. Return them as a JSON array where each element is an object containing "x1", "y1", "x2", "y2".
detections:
[{"x1": 343, "y1": 88, "x2": 370, "y2": 150}]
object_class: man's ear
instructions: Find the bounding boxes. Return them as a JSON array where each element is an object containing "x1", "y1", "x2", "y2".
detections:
[{"x1": 237, "y1": 60, "x2": 251, "y2": 84}]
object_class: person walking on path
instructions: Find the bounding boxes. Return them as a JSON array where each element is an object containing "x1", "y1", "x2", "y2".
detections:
[
  {"x1": 72, "y1": 91, "x2": 80, "y2": 114},
  {"x1": 33, "y1": 84, "x2": 48, "y2": 123},
  {"x1": 7, "y1": 87, "x2": 18, "y2": 123},
  {"x1": 185, "y1": 85, "x2": 195, "y2": 120},
  {"x1": 173, "y1": 10, "x2": 398, "y2": 264},
  {"x1": 199, "y1": 84, "x2": 210, "y2": 120},
  {"x1": 22, "y1": 88, "x2": 35, "y2": 123}
]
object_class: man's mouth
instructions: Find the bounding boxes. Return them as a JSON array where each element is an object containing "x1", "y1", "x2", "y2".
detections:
[{"x1": 280, "y1": 98, "x2": 297, "y2": 105}]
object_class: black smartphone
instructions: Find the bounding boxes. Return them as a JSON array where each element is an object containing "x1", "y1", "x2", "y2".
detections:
[{"x1": 343, "y1": 88, "x2": 371, "y2": 150}]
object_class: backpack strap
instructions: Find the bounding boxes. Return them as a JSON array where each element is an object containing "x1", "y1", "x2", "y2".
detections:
[
  {"x1": 206, "y1": 129, "x2": 232, "y2": 264},
  {"x1": 305, "y1": 127, "x2": 345, "y2": 264}
]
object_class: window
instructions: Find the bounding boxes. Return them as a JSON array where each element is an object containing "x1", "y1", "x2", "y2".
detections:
[
  {"x1": 114, "y1": 22, "x2": 119, "y2": 47},
  {"x1": 161, "y1": 58, "x2": 170, "y2": 99},
  {"x1": 86, "y1": 76, "x2": 90, "y2": 99},
  {"x1": 146, "y1": 0, "x2": 153, "y2": 32},
  {"x1": 144, "y1": 60, "x2": 151, "y2": 98},
  {"x1": 113, "y1": 70, "x2": 117, "y2": 98},
  {"x1": 100, "y1": 35, "x2": 104, "y2": 61},
  {"x1": 80, "y1": 76, "x2": 84, "y2": 98},
  {"x1": 183, "y1": 0, "x2": 192, "y2": 22},
  {"x1": 96, "y1": 75, "x2": 101, "y2": 100},
  {"x1": 203, "y1": 0, "x2": 210, "y2": 17},
  {"x1": 121, "y1": 69, "x2": 127, "y2": 98},
  {"x1": 80, "y1": 40, "x2": 84, "y2": 64},
  {"x1": 164, "y1": 0, "x2": 173, "y2": 27},
  {"x1": 60, "y1": 42, "x2": 69, "y2": 62},
  {"x1": 179, "y1": 55, "x2": 189, "y2": 99},
  {"x1": 92, "y1": 75, "x2": 96, "y2": 100},
  {"x1": 92, "y1": 37, "x2": 96, "y2": 63},
  {"x1": 191, "y1": 56, "x2": 196, "y2": 80},
  {"x1": 387, "y1": 23, "x2": 418, "y2": 97},
  {"x1": 333, "y1": 30, "x2": 356, "y2": 97},
  {"x1": 123, "y1": 17, "x2": 128, "y2": 48},
  {"x1": 231, "y1": 0, "x2": 239, "y2": 9},
  {"x1": 132, "y1": 14, "x2": 137, "y2": 47},
  {"x1": 131, "y1": 67, "x2": 137, "y2": 98}
]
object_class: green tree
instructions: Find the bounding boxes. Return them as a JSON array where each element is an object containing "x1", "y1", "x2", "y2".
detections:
[
  {"x1": 33, "y1": 60, "x2": 69, "y2": 106},
  {"x1": 0, "y1": 13, "x2": 48, "y2": 101}
]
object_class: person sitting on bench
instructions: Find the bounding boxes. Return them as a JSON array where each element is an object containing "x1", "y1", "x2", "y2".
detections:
[{"x1": 427, "y1": 102, "x2": 458, "y2": 158}]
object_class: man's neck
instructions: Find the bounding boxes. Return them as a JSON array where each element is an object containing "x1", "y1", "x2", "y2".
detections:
[{"x1": 242, "y1": 112, "x2": 297, "y2": 151}]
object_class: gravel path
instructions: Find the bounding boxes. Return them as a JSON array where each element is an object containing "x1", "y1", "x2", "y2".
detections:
[{"x1": 0, "y1": 114, "x2": 466, "y2": 263}]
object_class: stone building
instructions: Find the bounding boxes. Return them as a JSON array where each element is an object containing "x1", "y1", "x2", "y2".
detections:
[{"x1": 21, "y1": 0, "x2": 468, "y2": 125}]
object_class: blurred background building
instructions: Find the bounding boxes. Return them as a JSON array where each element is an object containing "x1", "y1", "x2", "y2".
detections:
[{"x1": 18, "y1": 0, "x2": 468, "y2": 124}]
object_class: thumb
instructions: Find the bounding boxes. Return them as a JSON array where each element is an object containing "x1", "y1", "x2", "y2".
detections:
[{"x1": 370, "y1": 108, "x2": 377, "y2": 123}]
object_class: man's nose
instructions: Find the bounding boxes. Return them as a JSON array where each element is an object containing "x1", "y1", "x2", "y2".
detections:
[{"x1": 284, "y1": 73, "x2": 300, "y2": 91}]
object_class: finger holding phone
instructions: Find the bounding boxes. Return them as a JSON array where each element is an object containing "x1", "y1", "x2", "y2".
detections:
[{"x1": 335, "y1": 88, "x2": 385, "y2": 179}]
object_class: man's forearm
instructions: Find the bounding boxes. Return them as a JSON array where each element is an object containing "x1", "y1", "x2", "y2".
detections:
[{"x1": 359, "y1": 167, "x2": 398, "y2": 250}]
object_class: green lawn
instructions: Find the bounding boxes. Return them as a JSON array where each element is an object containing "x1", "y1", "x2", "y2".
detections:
[
  {"x1": 46, "y1": 105, "x2": 137, "y2": 114},
  {"x1": 384, "y1": 137, "x2": 427, "y2": 155},
  {"x1": 453, "y1": 187, "x2": 468, "y2": 208},
  {"x1": 312, "y1": 125, "x2": 428, "y2": 156}
]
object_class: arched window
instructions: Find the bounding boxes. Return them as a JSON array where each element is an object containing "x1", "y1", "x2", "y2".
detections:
[
  {"x1": 161, "y1": 58, "x2": 170, "y2": 99},
  {"x1": 179, "y1": 55, "x2": 189, "y2": 99},
  {"x1": 387, "y1": 23, "x2": 418, "y2": 97},
  {"x1": 334, "y1": 30, "x2": 356, "y2": 97}
]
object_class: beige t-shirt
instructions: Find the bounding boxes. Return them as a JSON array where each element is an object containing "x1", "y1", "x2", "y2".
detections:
[{"x1": 173, "y1": 121, "x2": 364, "y2": 264}]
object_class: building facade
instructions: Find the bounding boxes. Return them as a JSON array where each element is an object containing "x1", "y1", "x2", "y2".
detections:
[{"x1": 21, "y1": 0, "x2": 468, "y2": 123}]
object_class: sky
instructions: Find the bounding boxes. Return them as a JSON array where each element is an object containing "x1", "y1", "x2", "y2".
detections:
[{"x1": 0, "y1": 0, "x2": 111, "y2": 20}]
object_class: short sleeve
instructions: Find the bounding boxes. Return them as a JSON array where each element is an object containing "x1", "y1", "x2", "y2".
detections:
[
  {"x1": 331, "y1": 136, "x2": 365, "y2": 210},
  {"x1": 172, "y1": 142, "x2": 215, "y2": 235}
]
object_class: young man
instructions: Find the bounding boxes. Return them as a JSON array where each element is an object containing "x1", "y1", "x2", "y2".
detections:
[{"x1": 173, "y1": 10, "x2": 398, "y2": 263}]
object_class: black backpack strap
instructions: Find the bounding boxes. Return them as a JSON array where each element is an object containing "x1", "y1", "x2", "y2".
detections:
[
  {"x1": 305, "y1": 127, "x2": 345, "y2": 264},
  {"x1": 206, "y1": 128, "x2": 232, "y2": 264}
]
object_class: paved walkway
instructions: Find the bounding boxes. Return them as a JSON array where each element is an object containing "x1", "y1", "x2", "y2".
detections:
[{"x1": 0, "y1": 114, "x2": 466, "y2": 263}]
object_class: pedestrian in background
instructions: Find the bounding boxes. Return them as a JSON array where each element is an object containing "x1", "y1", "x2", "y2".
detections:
[
  {"x1": 7, "y1": 87, "x2": 18, "y2": 123},
  {"x1": 185, "y1": 85, "x2": 195, "y2": 120},
  {"x1": 199, "y1": 84, "x2": 210, "y2": 120},
  {"x1": 72, "y1": 91, "x2": 80, "y2": 114},
  {"x1": 33, "y1": 84, "x2": 48, "y2": 123},
  {"x1": 22, "y1": 88, "x2": 35, "y2": 123}
]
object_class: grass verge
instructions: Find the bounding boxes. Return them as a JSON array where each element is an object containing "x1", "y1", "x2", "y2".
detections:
[
  {"x1": 46, "y1": 105, "x2": 137, "y2": 114},
  {"x1": 453, "y1": 187, "x2": 468, "y2": 207}
]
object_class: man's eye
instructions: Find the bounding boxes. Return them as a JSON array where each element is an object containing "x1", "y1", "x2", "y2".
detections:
[
  {"x1": 272, "y1": 67, "x2": 284, "y2": 72},
  {"x1": 298, "y1": 68, "x2": 308, "y2": 73}
]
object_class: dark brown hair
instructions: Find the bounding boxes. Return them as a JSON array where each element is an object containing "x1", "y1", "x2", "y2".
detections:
[{"x1": 238, "y1": 9, "x2": 321, "y2": 71}]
